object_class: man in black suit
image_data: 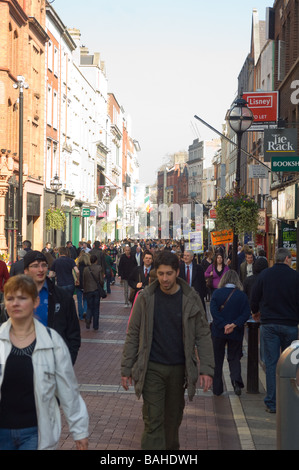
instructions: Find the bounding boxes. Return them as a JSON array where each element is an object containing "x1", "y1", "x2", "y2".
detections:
[
  {"x1": 179, "y1": 250, "x2": 207, "y2": 310},
  {"x1": 128, "y1": 250, "x2": 154, "y2": 303}
]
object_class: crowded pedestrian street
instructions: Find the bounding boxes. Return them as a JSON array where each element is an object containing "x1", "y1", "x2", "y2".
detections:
[{"x1": 57, "y1": 279, "x2": 276, "y2": 452}]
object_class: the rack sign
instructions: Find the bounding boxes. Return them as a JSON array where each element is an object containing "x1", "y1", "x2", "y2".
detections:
[{"x1": 242, "y1": 91, "x2": 279, "y2": 122}]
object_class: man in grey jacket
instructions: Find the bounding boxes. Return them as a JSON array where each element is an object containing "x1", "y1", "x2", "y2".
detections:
[{"x1": 121, "y1": 250, "x2": 214, "y2": 450}]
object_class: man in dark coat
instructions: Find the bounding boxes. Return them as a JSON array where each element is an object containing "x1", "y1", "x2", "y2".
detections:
[
  {"x1": 179, "y1": 250, "x2": 207, "y2": 311},
  {"x1": 89, "y1": 240, "x2": 106, "y2": 272},
  {"x1": 251, "y1": 247, "x2": 299, "y2": 413},
  {"x1": 9, "y1": 249, "x2": 26, "y2": 276},
  {"x1": 128, "y1": 250, "x2": 154, "y2": 302},
  {"x1": 118, "y1": 245, "x2": 137, "y2": 306}
]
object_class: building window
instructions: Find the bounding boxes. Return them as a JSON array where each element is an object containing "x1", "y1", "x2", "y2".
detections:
[
  {"x1": 47, "y1": 86, "x2": 52, "y2": 125},
  {"x1": 53, "y1": 90, "x2": 58, "y2": 129},
  {"x1": 54, "y1": 47, "x2": 58, "y2": 76},
  {"x1": 48, "y1": 41, "x2": 52, "y2": 71}
]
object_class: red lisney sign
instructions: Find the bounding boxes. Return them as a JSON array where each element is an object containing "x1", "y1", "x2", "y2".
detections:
[{"x1": 242, "y1": 91, "x2": 279, "y2": 122}]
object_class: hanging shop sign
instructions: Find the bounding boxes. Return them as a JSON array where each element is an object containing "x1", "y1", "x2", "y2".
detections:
[
  {"x1": 277, "y1": 185, "x2": 297, "y2": 220},
  {"x1": 242, "y1": 91, "x2": 278, "y2": 123},
  {"x1": 264, "y1": 128, "x2": 297, "y2": 162},
  {"x1": 82, "y1": 208, "x2": 91, "y2": 217},
  {"x1": 248, "y1": 165, "x2": 269, "y2": 179},
  {"x1": 271, "y1": 156, "x2": 299, "y2": 171}
]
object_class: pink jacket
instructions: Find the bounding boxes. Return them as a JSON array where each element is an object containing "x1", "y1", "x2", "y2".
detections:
[{"x1": 204, "y1": 263, "x2": 230, "y2": 289}]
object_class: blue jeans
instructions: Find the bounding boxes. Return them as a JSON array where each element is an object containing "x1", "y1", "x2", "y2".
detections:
[
  {"x1": 60, "y1": 284, "x2": 75, "y2": 297},
  {"x1": 105, "y1": 268, "x2": 112, "y2": 293},
  {"x1": 0, "y1": 426, "x2": 38, "y2": 450},
  {"x1": 85, "y1": 290, "x2": 100, "y2": 330},
  {"x1": 76, "y1": 289, "x2": 87, "y2": 319},
  {"x1": 261, "y1": 323, "x2": 298, "y2": 411}
]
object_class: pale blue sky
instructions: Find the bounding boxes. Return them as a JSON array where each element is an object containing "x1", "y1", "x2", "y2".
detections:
[{"x1": 53, "y1": 0, "x2": 273, "y2": 185}]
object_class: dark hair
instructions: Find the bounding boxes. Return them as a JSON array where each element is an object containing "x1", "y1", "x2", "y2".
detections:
[
  {"x1": 142, "y1": 249, "x2": 153, "y2": 259},
  {"x1": 154, "y1": 250, "x2": 179, "y2": 271},
  {"x1": 90, "y1": 254, "x2": 98, "y2": 264},
  {"x1": 213, "y1": 252, "x2": 225, "y2": 268}
]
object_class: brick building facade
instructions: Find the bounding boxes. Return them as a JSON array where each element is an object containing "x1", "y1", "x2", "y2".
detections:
[{"x1": 0, "y1": 0, "x2": 48, "y2": 256}]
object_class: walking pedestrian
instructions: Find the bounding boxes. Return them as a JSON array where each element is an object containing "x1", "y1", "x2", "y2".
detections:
[
  {"x1": 179, "y1": 249, "x2": 207, "y2": 311},
  {"x1": 243, "y1": 256, "x2": 268, "y2": 300},
  {"x1": 239, "y1": 250, "x2": 255, "y2": 285},
  {"x1": 201, "y1": 250, "x2": 213, "y2": 273},
  {"x1": 0, "y1": 258, "x2": 9, "y2": 304},
  {"x1": 121, "y1": 250, "x2": 214, "y2": 450},
  {"x1": 118, "y1": 245, "x2": 137, "y2": 307},
  {"x1": 89, "y1": 241, "x2": 106, "y2": 271},
  {"x1": 106, "y1": 243, "x2": 118, "y2": 284},
  {"x1": 250, "y1": 247, "x2": 299, "y2": 413},
  {"x1": 23, "y1": 250, "x2": 80, "y2": 364},
  {"x1": 76, "y1": 251, "x2": 89, "y2": 320},
  {"x1": 83, "y1": 254, "x2": 104, "y2": 331},
  {"x1": 104, "y1": 249, "x2": 114, "y2": 294},
  {"x1": 9, "y1": 249, "x2": 26, "y2": 276},
  {"x1": 49, "y1": 246, "x2": 79, "y2": 297},
  {"x1": 204, "y1": 252, "x2": 230, "y2": 292},
  {"x1": 128, "y1": 249, "x2": 154, "y2": 303},
  {"x1": 210, "y1": 270, "x2": 250, "y2": 396},
  {"x1": 66, "y1": 241, "x2": 78, "y2": 260},
  {"x1": 0, "y1": 274, "x2": 89, "y2": 450}
]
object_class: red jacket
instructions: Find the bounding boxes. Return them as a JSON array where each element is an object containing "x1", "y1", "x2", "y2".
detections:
[{"x1": 0, "y1": 260, "x2": 9, "y2": 292}]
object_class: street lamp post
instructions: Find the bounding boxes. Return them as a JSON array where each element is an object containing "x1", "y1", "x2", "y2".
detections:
[
  {"x1": 13, "y1": 76, "x2": 29, "y2": 251},
  {"x1": 228, "y1": 98, "x2": 253, "y2": 271},
  {"x1": 204, "y1": 198, "x2": 212, "y2": 249},
  {"x1": 50, "y1": 173, "x2": 62, "y2": 245}
]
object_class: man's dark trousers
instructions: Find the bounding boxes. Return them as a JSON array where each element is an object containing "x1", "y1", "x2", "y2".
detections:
[{"x1": 141, "y1": 361, "x2": 185, "y2": 450}]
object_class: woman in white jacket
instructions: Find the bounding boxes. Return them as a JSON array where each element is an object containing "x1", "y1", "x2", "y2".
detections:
[{"x1": 0, "y1": 274, "x2": 89, "y2": 450}]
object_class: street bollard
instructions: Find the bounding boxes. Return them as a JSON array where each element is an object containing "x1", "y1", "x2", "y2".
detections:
[
  {"x1": 246, "y1": 319, "x2": 260, "y2": 394},
  {"x1": 276, "y1": 340, "x2": 299, "y2": 450}
]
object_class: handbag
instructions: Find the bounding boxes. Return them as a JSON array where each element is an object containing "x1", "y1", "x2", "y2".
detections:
[
  {"x1": 88, "y1": 267, "x2": 107, "y2": 299},
  {"x1": 206, "y1": 270, "x2": 213, "y2": 289},
  {"x1": 219, "y1": 288, "x2": 236, "y2": 311},
  {"x1": 72, "y1": 267, "x2": 80, "y2": 286}
]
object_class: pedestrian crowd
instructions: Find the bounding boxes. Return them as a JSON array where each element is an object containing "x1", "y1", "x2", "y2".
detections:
[{"x1": 0, "y1": 236, "x2": 298, "y2": 450}]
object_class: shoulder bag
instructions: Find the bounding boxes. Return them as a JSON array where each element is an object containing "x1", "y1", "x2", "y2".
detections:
[
  {"x1": 88, "y1": 267, "x2": 107, "y2": 299},
  {"x1": 206, "y1": 269, "x2": 213, "y2": 289},
  {"x1": 219, "y1": 288, "x2": 236, "y2": 311}
]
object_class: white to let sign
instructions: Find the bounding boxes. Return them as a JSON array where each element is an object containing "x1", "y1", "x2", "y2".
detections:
[{"x1": 248, "y1": 165, "x2": 269, "y2": 179}]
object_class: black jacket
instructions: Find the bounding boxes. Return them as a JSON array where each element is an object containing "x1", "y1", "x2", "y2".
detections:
[
  {"x1": 250, "y1": 263, "x2": 299, "y2": 326},
  {"x1": 118, "y1": 254, "x2": 137, "y2": 280},
  {"x1": 128, "y1": 265, "x2": 153, "y2": 299},
  {"x1": 46, "y1": 277, "x2": 81, "y2": 364},
  {"x1": 179, "y1": 261, "x2": 207, "y2": 310}
]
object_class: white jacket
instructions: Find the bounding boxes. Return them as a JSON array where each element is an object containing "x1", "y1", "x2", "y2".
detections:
[{"x1": 0, "y1": 318, "x2": 89, "y2": 450}]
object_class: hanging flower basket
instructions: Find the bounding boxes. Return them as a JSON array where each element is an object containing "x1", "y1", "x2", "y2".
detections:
[
  {"x1": 46, "y1": 208, "x2": 66, "y2": 231},
  {"x1": 215, "y1": 191, "x2": 259, "y2": 236},
  {"x1": 0, "y1": 250, "x2": 9, "y2": 266}
]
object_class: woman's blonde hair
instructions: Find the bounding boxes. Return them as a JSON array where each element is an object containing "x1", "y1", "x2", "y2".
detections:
[
  {"x1": 77, "y1": 251, "x2": 91, "y2": 266},
  {"x1": 4, "y1": 274, "x2": 39, "y2": 301},
  {"x1": 218, "y1": 269, "x2": 243, "y2": 290}
]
